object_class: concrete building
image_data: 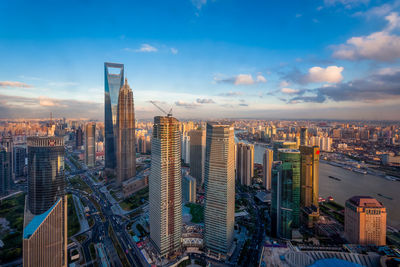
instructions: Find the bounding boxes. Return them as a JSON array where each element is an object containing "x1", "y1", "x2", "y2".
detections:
[
  {"x1": 149, "y1": 116, "x2": 182, "y2": 257},
  {"x1": 345, "y1": 196, "x2": 386, "y2": 246},
  {"x1": 181, "y1": 133, "x2": 190, "y2": 165},
  {"x1": 271, "y1": 149, "x2": 301, "y2": 239},
  {"x1": 236, "y1": 142, "x2": 254, "y2": 186},
  {"x1": 300, "y1": 127, "x2": 308, "y2": 146},
  {"x1": 23, "y1": 136, "x2": 67, "y2": 267},
  {"x1": 0, "y1": 145, "x2": 12, "y2": 196},
  {"x1": 300, "y1": 146, "x2": 320, "y2": 227},
  {"x1": 122, "y1": 174, "x2": 149, "y2": 198},
  {"x1": 262, "y1": 149, "x2": 273, "y2": 190},
  {"x1": 204, "y1": 122, "x2": 235, "y2": 257},
  {"x1": 14, "y1": 146, "x2": 26, "y2": 178},
  {"x1": 75, "y1": 127, "x2": 83, "y2": 148},
  {"x1": 189, "y1": 128, "x2": 206, "y2": 187},
  {"x1": 85, "y1": 122, "x2": 96, "y2": 168},
  {"x1": 116, "y1": 78, "x2": 136, "y2": 186},
  {"x1": 182, "y1": 174, "x2": 196, "y2": 203}
]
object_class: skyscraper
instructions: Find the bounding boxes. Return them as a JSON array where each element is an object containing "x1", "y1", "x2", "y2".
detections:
[
  {"x1": 204, "y1": 122, "x2": 235, "y2": 257},
  {"x1": 14, "y1": 146, "x2": 26, "y2": 178},
  {"x1": 271, "y1": 149, "x2": 300, "y2": 239},
  {"x1": 149, "y1": 116, "x2": 182, "y2": 257},
  {"x1": 85, "y1": 122, "x2": 96, "y2": 168},
  {"x1": 182, "y1": 174, "x2": 196, "y2": 203},
  {"x1": 300, "y1": 127, "x2": 308, "y2": 146},
  {"x1": 104, "y1": 62, "x2": 124, "y2": 170},
  {"x1": 236, "y1": 142, "x2": 254, "y2": 186},
  {"x1": 262, "y1": 149, "x2": 273, "y2": 190},
  {"x1": 189, "y1": 128, "x2": 206, "y2": 187},
  {"x1": 0, "y1": 145, "x2": 12, "y2": 196},
  {"x1": 116, "y1": 79, "x2": 136, "y2": 186},
  {"x1": 300, "y1": 145, "x2": 320, "y2": 227},
  {"x1": 345, "y1": 196, "x2": 386, "y2": 246},
  {"x1": 1, "y1": 137, "x2": 13, "y2": 181},
  {"x1": 181, "y1": 133, "x2": 190, "y2": 165},
  {"x1": 23, "y1": 136, "x2": 67, "y2": 267},
  {"x1": 75, "y1": 127, "x2": 83, "y2": 148}
]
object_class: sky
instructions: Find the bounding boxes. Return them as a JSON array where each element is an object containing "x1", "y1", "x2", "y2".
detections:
[{"x1": 1, "y1": 0, "x2": 400, "y2": 121}]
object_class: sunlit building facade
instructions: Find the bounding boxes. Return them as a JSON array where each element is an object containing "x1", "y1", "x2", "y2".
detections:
[
  {"x1": 262, "y1": 149, "x2": 273, "y2": 190},
  {"x1": 204, "y1": 122, "x2": 235, "y2": 257},
  {"x1": 189, "y1": 128, "x2": 206, "y2": 187},
  {"x1": 104, "y1": 62, "x2": 124, "y2": 170},
  {"x1": 85, "y1": 122, "x2": 96, "y2": 168},
  {"x1": 149, "y1": 116, "x2": 182, "y2": 257}
]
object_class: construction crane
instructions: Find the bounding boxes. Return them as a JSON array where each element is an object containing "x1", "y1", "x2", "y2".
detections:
[{"x1": 149, "y1": 101, "x2": 173, "y2": 117}]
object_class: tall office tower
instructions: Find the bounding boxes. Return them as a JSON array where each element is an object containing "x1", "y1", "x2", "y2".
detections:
[
  {"x1": 300, "y1": 127, "x2": 308, "y2": 146},
  {"x1": 181, "y1": 133, "x2": 190, "y2": 164},
  {"x1": 262, "y1": 149, "x2": 273, "y2": 190},
  {"x1": 75, "y1": 127, "x2": 83, "y2": 148},
  {"x1": 319, "y1": 137, "x2": 332, "y2": 152},
  {"x1": 204, "y1": 122, "x2": 235, "y2": 257},
  {"x1": 300, "y1": 146, "x2": 320, "y2": 227},
  {"x1": 0, "y1": 145, "x2": 12, "y2": 196},
  {"x1": 273, "y1": 141, "x2": 297, "y2": 160},
  {"x1": 345, "y1": 196, "x2": 386, "y2": 246},
  {"x1": 182, "y1": 174, "x2": 196, "y2": 203},
  {"x1": 116, "y1": 79, "x2": 136, "y2": 186},
  {"x1": 236, "y1": 143, "x2": 254, "y2": 186},
  {"x1": 149, "y1": 116, "x2": 182, "y2": 257},
  {"x1": 104, "y1": 62, "x2": 124, "y2": 170},
  {"x1": 271, "y1": 149, "x2": 300, "y2": 239},
  {"x1": 14, "y1": 146, "x2": 26, "y2": 178},
  {"x1": 85, "y1": 123, "x2": 96, "y2": 168},
  {"x1": 1, "y1": 137, "x2": 13, "y2": 179},
  {"x1": 23, "y1": 136, "x2": 67, "y2": 267},
  {"x1": 189, "y1": 128, "x2": 206, "y2": 187}
]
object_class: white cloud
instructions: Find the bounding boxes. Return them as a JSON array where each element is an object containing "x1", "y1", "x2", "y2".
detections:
[
  {"x1": 191, "y1": 0, "x2": 207, "y2": 10},
  {"x1": 235, "y1": 74, "x2": 254, "y2": 85},
  {"x1": 281, "y1": 88, "x2": 300, "y2": 94},
  {"x1": 0, "y1": 81, "x2": 32, "y2": 88},
  {"x1": 170, "y1": 48, "x2": 178, "y2": 54},
  {"x1": 38, "y1": 96, "x2": 66, "y2": 107},
  {"x1": 324, "y1": 0, "x2": 368, "y2": 8},
  {"x1": 218, "y1": 91, "x2": 243, "y2": 97},
  {"x1": 307, "y1": 66, "x2": 344, "y2": 83},
  {"x1": 48, "y1": 81, "x2": 79, "y2": 87},
  {"x1": 196, "y1": 98, "x2": 215, "y2": 104},
  {"x1": 126, "y1": 44, "x2": 158, "y2": 53},
  {"x1": 256, "y1": 75, "x2": 267, "y2": 83},
  {"x1": 280, "y1": 81, "x2": 290, "y2": 87},
  {"x1": 333, "y1": 12, "x2": 400, "y2": 61},
  {"x1": 175, "y1": 100, "x2": 199, "y2": 109}
]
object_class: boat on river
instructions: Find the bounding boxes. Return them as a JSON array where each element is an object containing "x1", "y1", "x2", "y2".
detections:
[
  {"x1": 377, "y1": 193, "x2": 393, "y2": 200},
  {"x1": 328, "y1": 176, "x2": 341, "y2": 181}
]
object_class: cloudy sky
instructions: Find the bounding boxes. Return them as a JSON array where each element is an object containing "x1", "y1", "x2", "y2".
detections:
[{"x1": 1, "y1": 0, "x2": 400, "y2": 120}]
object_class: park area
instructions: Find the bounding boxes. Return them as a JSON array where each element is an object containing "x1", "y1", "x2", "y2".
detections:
[
  {"x1": 120, "y1": 187, "x2": 149, "y2": 211},
  {"x1": 185, "y1": 203, "x2": 204, "y2": 224}
]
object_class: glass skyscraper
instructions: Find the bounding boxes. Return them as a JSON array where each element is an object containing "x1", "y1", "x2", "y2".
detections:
[{"x1": 104, "y1": 62, "x2": 124, "y2": 170}]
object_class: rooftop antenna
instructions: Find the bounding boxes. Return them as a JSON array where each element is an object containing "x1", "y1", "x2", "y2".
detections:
[{"x1": 150, "y1": 101, "x2": 173, "y2": 117}]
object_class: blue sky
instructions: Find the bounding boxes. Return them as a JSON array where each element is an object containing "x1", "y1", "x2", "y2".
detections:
[{"x1": 1, "y1": 0, "x2": 400, "y2": 120}]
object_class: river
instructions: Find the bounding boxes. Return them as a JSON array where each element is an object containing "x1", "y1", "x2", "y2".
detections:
[{"x1": 236, "y1": 137, "x2": 400, "y2": 229}]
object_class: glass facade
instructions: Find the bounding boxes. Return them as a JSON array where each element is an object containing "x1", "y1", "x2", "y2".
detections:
[
  {"x1": 104, "y1": 62, "x2": 124, "y2": 170},
  {"x1": 27, "y1": 137, "x2": 65, "y2": 215}
]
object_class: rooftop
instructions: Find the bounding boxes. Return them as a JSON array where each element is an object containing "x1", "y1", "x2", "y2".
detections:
[{"x1": 347, "y1": 196, "x2": 384, "y2": 208}]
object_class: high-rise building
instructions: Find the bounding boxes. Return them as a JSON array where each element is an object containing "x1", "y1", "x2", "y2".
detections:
[
  {"x1": 182, "y1": 174, "x2": 196, "y2": 203},
  {"x1": 85, "y1": 123, "x2": 96, "y2": 168},
  {"x1": 23, "y1": 136, "x2": 67, "y2": 267},
  {"x1": 181, "y1": 133, "x2": 190, "y2": 165},
  {"x1": 345, "y1": 196, "x2": 386, "y2": 246},
  {"x1": 236, "y1": 143, "x2": 254, "y2": 186},
  {"x1": 1, "y1": 137, "x2": 13, "y2": 179},
  {"x1": 204, "y1": 122, "x2": 235, "y2": 257},
  {"x1": 273, "y1": 141, "x2": 297, "y2": 160},
  {"x1": 104, "y1": 62, "x2": 124, "y2": 170},
  {"x1": 149, "y1": 116, "x2": 182, "y2": 257},
  {"x1": 300, "y1": 145, "x2": 320, "y2": 227},
  {"x1": 271, "y1": 149, "x2": 300, "y2": 239},
  {"x1": 75, "y1": 127, "x2": 83, "y2": 148},
  {"x1": 116, "y1": 79, "x2": 136, "y2": 186},
  {"x1": 14, "y1": 146, "x2": 26, "y2": 178},
  {"x1": 0, "y1": 145, "x2": 12, "y2": 196},
  {"x1": 300, "y1": 127, "x2": 308, "y2": 146},
  {"x1": 262, "y1": 149, "x2": 273, "y2": 190},
  {"x1": 189, "y1": 128, "x2": 206, "y2": 187}
]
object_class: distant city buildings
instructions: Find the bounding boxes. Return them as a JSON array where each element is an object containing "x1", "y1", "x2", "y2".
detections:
[
  {"x1": 189, "y1": 128, "x2": 206, "y2": 187},
  {"x1": 75, "y1": 127, "x2": 83, "y2": 148},
  {"x1": 204, "y1": 122, "x2": 235, "y2": 257},
  {"x1": 236, "y1": 142, "x2": 254, "y2": 186},
  {"x1": 300, "y1": 127, "x2": 308, "y2": 146},
  {"x1": 85, "y1": 122, "x2": 96, "y2": 168},
  {"x1": 104, "y1": 62, "x2": 124, "y2": 171},
  {"x1": 262, "y1": 149, "x2": 273, "y2": 190},
  {"x1": 271, "y1": 149, "x2": 301, "y2": 239},
  {"x1": 149, "y1": 116, "x2": 182, "y2": 257},
  {"x1": 181, "y1": 133, "x2": 190, "y2": 165},
  {"x1": 23, "y1": 136, "x2": 67, "y2": 267},
  {"x1": 345, "y1": 196, "x2": 386, "y2": 246},
  {"x1": 116, "y1": 79, "x2": 136, "y2": 186},
  {"x1": 182, "y1": 174, "x2": 196, "y2": 203}
]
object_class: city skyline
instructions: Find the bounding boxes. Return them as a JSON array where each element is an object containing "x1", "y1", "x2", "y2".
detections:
[{"x1": 1, "y1": 1, "x2": 400, "y2": 121}]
